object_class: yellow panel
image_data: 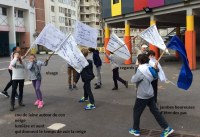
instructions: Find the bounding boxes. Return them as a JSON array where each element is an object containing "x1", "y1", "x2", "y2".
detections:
[
  {"x1": 111, "y1": 0, "x2": 122, "y2": 17},
  {"x1": 187, "y1": 16, "x2": 194, "y2": 31},
  {"x1": 150, "y1": 20, "x2": 156, "y2": 26}
]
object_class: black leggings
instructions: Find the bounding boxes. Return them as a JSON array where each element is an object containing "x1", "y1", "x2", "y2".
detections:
[
  {"x1": 4, "y1": 69, "x2": 12, "y2": 91},
  {"x1": 112, "y1": 68, "x2": 126, "y2": 88},
  {"x1": 11, "y1": 80, "x2": 24, "y2": 105}
]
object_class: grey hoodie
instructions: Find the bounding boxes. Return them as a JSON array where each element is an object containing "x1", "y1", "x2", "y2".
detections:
[
  {"x1": 27, "y1": 60, "x2": 47, "y2": 81},
  {"x1": 11, "y1": 58, "x2": 25, "y2": 80},
  {"x1": 131, "y1": 64, "x2": 154, "y2": 99}
]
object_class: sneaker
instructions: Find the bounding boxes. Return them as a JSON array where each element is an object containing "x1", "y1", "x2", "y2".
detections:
[
  {"x1": 94, "y1": 82, "x2": 102, "y2": 86},
  {"x1": 79, "y1": 97, "x2": 89, "y2": 103},
  {"x1": 15, "y1": 95, "x2": 19, "y2": 100},
  {"x1": 0, "y1": 91, "x2": 10, "y2": 98},
  {"x1": 125, "y1": 81, "x2": 128, "y2": 88},
  {"x1": 112, "y1": 87, "x2": 118, "y2": 90},
  {"x1": 34, "y1": 100, "x2": 40, "y2": 106},
  {"x1": 94, "y1": 85, "x2": 101, "y2": 89},
  {"x1": 38, "y1": 101, "x2": 44, "y2": 109},
  {"x1": 160, "y1": 127, "x2": 174, "y2": 137},
  {"x1": 129, "y1": 128, "x2": 140, "y2": 136},
  {"x1": 84, "y1": 103, "x2": 96, "y2": 110},
  {"x1": 73, "y1": 84, "x2": 78, "y2": 90}
]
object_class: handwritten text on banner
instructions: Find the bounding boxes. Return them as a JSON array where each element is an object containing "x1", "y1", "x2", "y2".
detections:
[
  {"x1": 107, "y1": 33, "x2": 131, "y2": 60},
  {"x1": 74, "y1": 21, "x2": 98, "y2": 48}
]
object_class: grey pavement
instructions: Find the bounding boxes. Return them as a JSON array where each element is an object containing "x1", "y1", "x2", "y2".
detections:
[{"x1": 0, "y1": 54, "x2": 200, "y2": 137}]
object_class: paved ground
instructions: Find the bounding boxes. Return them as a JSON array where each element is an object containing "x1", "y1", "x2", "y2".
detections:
[{"x1": 0, "y1": 54, "x2": 200, "y2": 137}]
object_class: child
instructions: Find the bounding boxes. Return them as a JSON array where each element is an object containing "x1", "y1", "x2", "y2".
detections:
[
  {"x1": 88, "y1": 48, "x2": 102, "y2": 89},
  {"x1": 79, "y1": 48, "x2": 95, "y2": 110},
  {"x1": 105, "y1": 52, "x2": 128, "y2": 90},
  {"x1": 148, "y1": 50, "x2": 167, "y2": 103},
  {"x1": 129, "y1": 54, "x2": 174, "y2": 137},
  {"x1": 27, "y1": 54, "x2": 48, "y2": 109},
  {"x1": 67, "y1": 64, "x2": 77, "y2": 91},
  {"x1": 10, "y1": 52, "x2": 26, "y2": 111},
  {"x1": 0, "y1": 47, "x2": 20, "y2": 98}
]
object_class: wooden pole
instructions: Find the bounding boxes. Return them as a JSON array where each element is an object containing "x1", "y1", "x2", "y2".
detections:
[{"x1": 157, "y1": 48, "x2": 168, "y2": 62}]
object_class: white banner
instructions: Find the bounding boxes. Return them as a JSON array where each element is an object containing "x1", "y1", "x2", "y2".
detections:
[
  {"x1": 149, "y1": 58, "x2": 167, "y2": 82},
  {"x1": 35, "y1": 24, "x2": 66, "y2": 51},
  {"x1": 56, "y1": 35, "x2": 89, "y2": 73},
  {"x1": 139, "y1": 25, "x2": 168, "y2": 52},
  {"x1": 106, "y1": 33, "x2": 131, "y2": 60},
  {"x1": 34, "y1": 24, "x2": 88, "y2": 73},
  {"x1": 74, "y1": 21, "x2": 98, "y2": 48}
]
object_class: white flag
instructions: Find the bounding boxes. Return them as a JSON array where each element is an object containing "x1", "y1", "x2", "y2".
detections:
[
  {"x1": 35, "y1": 24, "x2": 66, "y2": 51},
  {"x1": 139, "y1": 25, "x2": 168, "y2": 53},
  {"x1": 56, "y1": 35, "x2": 89, "y2": 73},
  {"x1": 149, "y1": 58, "x2": 167, "y2": 82},
  {"x1": 74, "y1": 21, "x2": 98, "y2": 48},
  {"x1": 107, "y1": 33, "x2": 131, "y2": 60},
  {"x1": 34, "y1": 24, "x2": 88, "y2": 72}
]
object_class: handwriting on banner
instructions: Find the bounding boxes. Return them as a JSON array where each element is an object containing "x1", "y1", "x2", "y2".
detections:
[
  {"x1": 56, "y1": 36, "x2": 88, "y2": 73},
  {"x1": 35, "y1": 24, "x2": 66, "y2": 51},
  {"x1": 107, "y1": 33, "x2": 131, "y2": 60},
  {"x1": 74, "y1": 21, "x2": 98, "y2": 48},
  {"x1": 139, "y1": 25, "x2": 167, "y2": 52}
]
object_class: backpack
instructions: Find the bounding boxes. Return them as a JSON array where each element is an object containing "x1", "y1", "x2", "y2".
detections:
[{"x1": 148, "y1": 67, "x2": 158, "y2": 80}]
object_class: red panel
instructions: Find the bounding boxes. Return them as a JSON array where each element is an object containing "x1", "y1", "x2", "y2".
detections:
[{"x1": 134, "y1": 0, "x2": 148, "y2": 12}]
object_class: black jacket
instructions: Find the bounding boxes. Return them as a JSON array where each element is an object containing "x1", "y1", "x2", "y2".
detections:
[
  {"x1": 93, "y1": 50, "x2": 102, "y2": 67},
  {"x1": 81, "y1": 59, "x2": 95, "y2": 82}
]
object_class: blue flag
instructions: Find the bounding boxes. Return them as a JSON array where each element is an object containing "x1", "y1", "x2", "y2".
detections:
[{"x1": 167, "y1": 35, "x2": 193, "y2": 90}]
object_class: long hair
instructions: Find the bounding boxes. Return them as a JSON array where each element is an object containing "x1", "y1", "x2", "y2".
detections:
[{"x1": 13, "y1": 52, "x2": 23, "y2": 64}]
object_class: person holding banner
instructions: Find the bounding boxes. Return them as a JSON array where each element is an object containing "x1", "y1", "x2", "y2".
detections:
[
  {"x1": 27, "y1": 54, "x2": 48, "y2": 109},
  {"x1": 79, "y1": 48, "x2": 96, "y2": 110},
  {"x1": 0, "y1": 47, "x2": 21, "y2": 99},
  {"x1": 135, "y1": 44, "x2": 148, "y2": 73},
  {"x1": 105, "y1": 52, "x2": 128, "y2": 90},
  {"x1": 10, "y1": 52, "x2": 26, "y2": 111},
  {"x1": 129, "y1": 54, "x2": 174, "y2": 137},
  {"x1": 88, "y1": 48, "x2": 102, "y2": 89}
]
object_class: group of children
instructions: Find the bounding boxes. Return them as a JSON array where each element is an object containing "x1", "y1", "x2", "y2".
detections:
[
  {"x1": 0, "y1": 47, "x2": 48, "y2": 111},
  {"x1": 0, "y1": 45, "x2": 174, "y2": 137}
]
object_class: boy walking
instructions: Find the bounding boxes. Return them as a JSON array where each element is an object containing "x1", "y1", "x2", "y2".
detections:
[
  {"x1": 79, "y1": 48, "x2": 96, "y2": 110},
  {"x1": 88, "y1": 48, "x2": 102, "y2": 89},
  {"x1": 106, "y1": 52, "x2": 128, "y2": 90},
  {"x1": 129, "y1": 54, "x2": 174, "y2": 137}
]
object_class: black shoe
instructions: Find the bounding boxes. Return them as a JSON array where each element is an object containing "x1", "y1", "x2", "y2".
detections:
[
  {"x1": 0, "y1": 91, "x2": 10, "y2": 98},
  {"x1": 125, "y1": 81, "x2": 128, "y2": 88},
  {"x1": 69, "y1": 85, "x2": 73, "y2": 91},
  {"x1": 112, "y1": 87, "x2": 118, "y2": 90},
  {"x1": 10, "y1": 105, "x2": 15, "y2": 111},
  {"x1": 19, "y1": 102, "x2": 25, "y2": 107},
  {"x1": 73, "y1": 84, "x2": 78, "y2": 90},
  {"x1": 94, "y1": 85, "x2": 101, "y2": 89}
]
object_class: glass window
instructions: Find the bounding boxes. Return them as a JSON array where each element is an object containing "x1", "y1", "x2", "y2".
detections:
[
  {"x1": 1, "y1": 7, "x2": 7, "y2": 16},
  {"x1": 51, "y1": 6, "x2": 55, "y2": 12},
  {"x1": 18, "y1": 10, "x2": 23, "y2": 18},
  {"x1": 113, "y1": 0, "x2": 119, "y2": 4}
]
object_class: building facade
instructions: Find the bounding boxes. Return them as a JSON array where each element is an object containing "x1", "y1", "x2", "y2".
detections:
[
  {"x1": 0, "y1": 0, "x2": 36, "y2": 56},
  {"x1": 101, "y1": 0, "x2": 200, "y2": 70},
  {"x1": 44, "y1": 0, "x2": 79, "y2": 34},
  {"x1": 80, "y1": 0, "x2": 103, "y2": 46}
]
